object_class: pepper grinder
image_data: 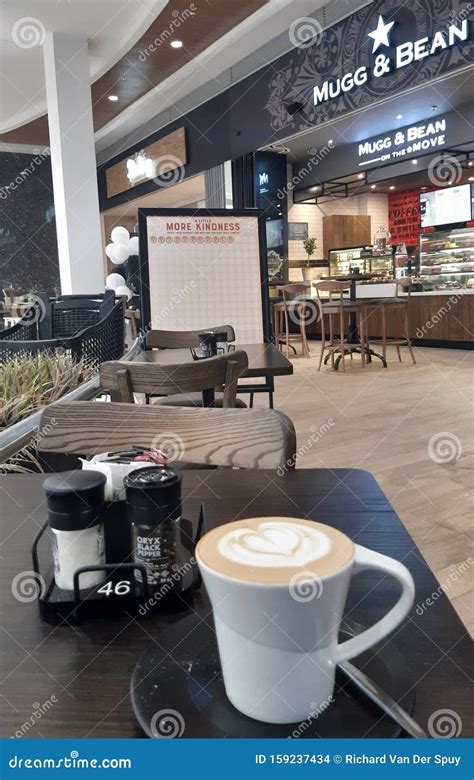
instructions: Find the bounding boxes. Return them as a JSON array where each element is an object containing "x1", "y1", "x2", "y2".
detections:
[{"x1": 124, "y1": 467, "x2": 182, "y2": 588}]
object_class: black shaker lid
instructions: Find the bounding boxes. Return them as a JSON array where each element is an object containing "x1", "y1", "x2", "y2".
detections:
[
  {"x1": 124, "y1": 466, "x2": 181, "y2": 523},
  {"x1": 44, "y1": 470, "x2": 106, "y2": 531}
]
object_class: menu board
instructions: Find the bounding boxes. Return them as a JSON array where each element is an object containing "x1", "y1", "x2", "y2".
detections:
[
  {"x1": 138, "y1": 209, "x2": 269, "y2": 342},
  {"x1": 420, "y1": 184, "x2": 471, "y2": 227}
]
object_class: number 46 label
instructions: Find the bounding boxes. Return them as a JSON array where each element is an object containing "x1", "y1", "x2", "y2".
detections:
[{"x1": 97, "y1": 580, "x2": 131, "y2": 597}]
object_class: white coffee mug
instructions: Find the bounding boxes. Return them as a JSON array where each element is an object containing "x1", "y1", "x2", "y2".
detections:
[{"x1": 197, "y1": 519, "x2": 415, "y2": 725}]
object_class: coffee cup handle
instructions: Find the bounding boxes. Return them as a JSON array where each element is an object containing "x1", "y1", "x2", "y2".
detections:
[{"x1": 335, "y1": 544, "x2": 415, "y2": 662}]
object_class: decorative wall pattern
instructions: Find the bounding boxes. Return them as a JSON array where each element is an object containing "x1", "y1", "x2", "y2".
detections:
[
  {"x1": 265, "y1": 0, "x2": 473, "y2": 135},
  {"x1": 0, "y1": 152, "x2": 59, "y2": 294}
]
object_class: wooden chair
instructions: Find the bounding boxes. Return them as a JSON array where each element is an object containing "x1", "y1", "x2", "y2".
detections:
[
  {"x1": 146, "y1": 325, "x2": 235, "y2": 350},
  {"x1": 274, "y1": 284, "x2": 310, "y2": 358},
  {"x1": 364, "y1": 278, "x2": 416, "y2": 364},
  {"x1": 37, "y1": 401, "x2": 297, "y2": 471},
  {"x1": 99, "y1": 350, "x2": 248, "y2": 408},
  {"x1": 313, "y1": 281, "x2": 366, "y2": 372}
]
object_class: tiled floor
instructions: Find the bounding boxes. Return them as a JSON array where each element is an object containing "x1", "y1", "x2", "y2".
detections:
[{"x1": 251, "y1": 344, "x2": 474, "y2": 635}]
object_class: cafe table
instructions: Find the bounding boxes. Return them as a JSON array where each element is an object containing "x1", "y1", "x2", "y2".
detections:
[
  {"x1": 132, "y1": 342, "x2": 293, "y2": 408},
  {"x1": 332, "y1": 273, "x2": 387, "y2": 369},
  {"x1": 0, "y1": 469, "x2": 472, "y2": 738}
]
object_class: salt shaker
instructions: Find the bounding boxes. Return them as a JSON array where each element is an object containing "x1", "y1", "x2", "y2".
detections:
[
  {"x1": 124, "y1": 466, "x2": 182, "y2": 588},
  {"x1": 44, "y1": 471, "x2": 106, "y2": 591}
]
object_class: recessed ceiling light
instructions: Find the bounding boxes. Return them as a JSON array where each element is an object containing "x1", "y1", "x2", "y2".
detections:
[
  {"x1": 358, "y1": 173, "x2": 364, "y2": 179},
  {"x1": 171, "y1": 40, "x2": 183, "y2": 48},
  {"x1": 108, "y1": 95, "x2": 119, "y2": 102},
  {"x1": 389, "y1": 185, "x2": 395, "y2": 190},
  {"x1": 412, "y1": 159, "x2": 418, "y2": 165},
  {"x1": 396, "y1": 114, "x2": 403, "y2": 119},
  {"x1": 468, "y1": 161, "x2": 473, "y2": 167},
  {"x1": 370, "y1": 184, "x2": 376, "y2": 189}
]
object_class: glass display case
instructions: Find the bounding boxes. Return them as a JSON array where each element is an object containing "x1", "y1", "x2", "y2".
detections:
[
  {"x1": 328, "y1": 246, "x2": 393, "y2": 277},
  {"x1": 419, "y1": 227, "x2": 474, "y2": 290}
]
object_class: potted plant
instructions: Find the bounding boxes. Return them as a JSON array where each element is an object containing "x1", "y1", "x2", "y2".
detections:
[{"x1": 302, "y1": 237, "x2": 317, "y2": 281}]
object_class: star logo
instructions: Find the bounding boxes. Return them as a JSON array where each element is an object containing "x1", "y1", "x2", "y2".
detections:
[{"x1": 368, "y1": 14, "x2": 395, "y2": 53}]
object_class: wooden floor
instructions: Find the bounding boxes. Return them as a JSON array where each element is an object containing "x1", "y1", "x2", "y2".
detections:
[{"x1": 252, "y1": 344, "x2": 474, "y2": 636}]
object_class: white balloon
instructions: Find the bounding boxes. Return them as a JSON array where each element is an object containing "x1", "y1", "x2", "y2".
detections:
[
  {"x1": 106, "y1": 273, "x2": 126, "y2": 290},
  {"x1": 111, "y1": 226, "x2": 130, "y2": 246},
  {"x1": 105, "y1": 242, "x2": 117, "y2": 261},
  {"x1": 115, "y1": 285, "x2": 133, "y2": 301},
  {"x1": 128, "y1": 235, "x2": 139, "y2": 255},
  {"x1": 111, "y1": 244, "x2": 130, "y2": 264}
]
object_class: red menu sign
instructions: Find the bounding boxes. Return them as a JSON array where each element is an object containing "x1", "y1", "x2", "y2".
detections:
[{"x1": 388, "y1": 189, "x2": 421, "y2": 246}]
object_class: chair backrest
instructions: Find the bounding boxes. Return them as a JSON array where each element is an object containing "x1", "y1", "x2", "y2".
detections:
[
  {"x1": 147, "y1": 324, "x2": 236, "y2": 350},
  {"x1": 314, "y1": 280, "x2": 352, "y2": 307},
  {"x1": 37, "y1": 401, "x2": 297, "y2": 471},
  {"x1": 99, "y1": 350, "x2": 248, "y2": 408}
]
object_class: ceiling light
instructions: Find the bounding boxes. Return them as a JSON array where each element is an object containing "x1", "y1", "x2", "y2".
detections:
[
  {"x1": 108, "y1": 95, "x2": 119, "y2": 102},
  {"x1": 412, "y1": 159, "x2": 418, "y2": 165},
  {"x1": 421, "y1": 186, "x2": 427, "y2": 190},
  {"x1": 396, "y1": 113, "x2": 403, "y2": 119},
  {"x1": 328, "y1": 139, "x2": 334, "y2": 148},
  {"x1": 468, "y1": 161, "x2": 473, "y2": 167},
  {"x1": 358, "y1": 173, "x2": 364, "y2": 179},
  {"x1": 389, "y1": 185, "x2": 395, "y2": 190},
  {"x1": 370, "y1": 184, "x2": 376, "y2": 189},
  {"x1": 469, "y1": 176, "x2": 474, "y2": 181},
  {"x1": 171, "y1": 40, "x2": 183, "y2": 48},
  {"x1": 431, "y1": 105, "x2": 437, "y2": 111}
]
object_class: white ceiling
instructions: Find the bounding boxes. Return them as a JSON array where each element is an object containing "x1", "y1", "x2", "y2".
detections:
[
  {"x1": 0, "y1": 0, "x2": 356, "y2": 154},
  {"x1": 0, "y1": 0, "x2": 166, "y2": 133}
]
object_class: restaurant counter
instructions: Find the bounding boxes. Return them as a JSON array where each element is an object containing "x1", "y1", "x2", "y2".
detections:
[{"x1": 293, "y1": 285, "x2": 473, "y2": 347}]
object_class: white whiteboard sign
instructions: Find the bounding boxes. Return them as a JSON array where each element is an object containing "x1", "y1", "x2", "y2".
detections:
[{"x1": 141, "y1": 212, "x2": 266, "y2": 343}]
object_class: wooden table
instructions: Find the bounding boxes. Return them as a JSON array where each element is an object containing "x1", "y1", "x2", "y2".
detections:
[
  {"x1": 133, "y1": 343, "x2": 293, "y2": 408},
  {"x1": 0, "y1": 470, "x2": 471, "y2": 738}
]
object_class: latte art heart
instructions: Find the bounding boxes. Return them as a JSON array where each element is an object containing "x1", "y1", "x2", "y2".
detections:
[{"x1": 218, "y1": 521, "x2": 331, "y2": 568}]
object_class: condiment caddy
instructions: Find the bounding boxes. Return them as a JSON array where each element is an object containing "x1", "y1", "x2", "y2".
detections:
[{"x1": 30, "y1": 463, "x2": 204, "y2": 625}]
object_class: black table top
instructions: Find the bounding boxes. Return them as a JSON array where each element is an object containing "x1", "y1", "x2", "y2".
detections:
[
  {"x1": 133, "y1": 342, "x2": 293, "y2": 378},
  {"x1": 0, "y1": 469, "x2": 471, "y2": 738}
]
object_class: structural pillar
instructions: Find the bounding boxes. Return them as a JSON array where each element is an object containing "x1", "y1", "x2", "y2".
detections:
[{"x1": 43, "y1": 33, "x2": 104, "y2": 294}]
